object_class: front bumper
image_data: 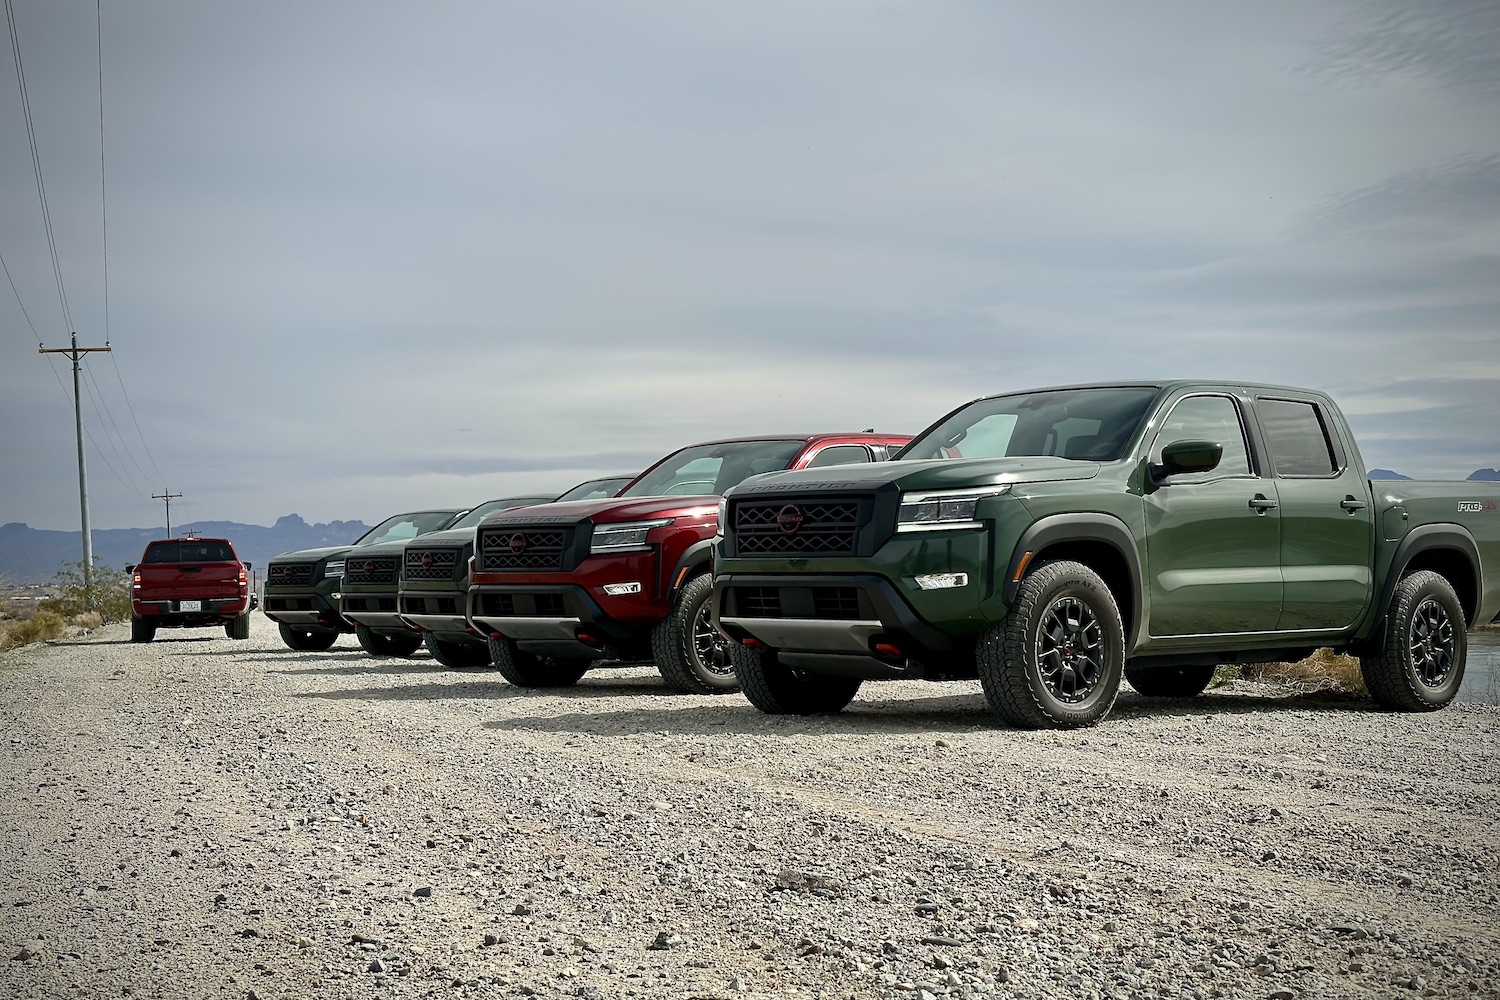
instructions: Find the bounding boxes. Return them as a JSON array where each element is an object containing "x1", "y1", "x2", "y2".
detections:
[
  {"x1": 398, "y1": 581, "x2": 472, "y2": 637},
  {"x1": 468, "y1": 581, "x2": 660, "y2": 660},
  {"x1": 262, "y1": 588, "x2": 349, "y2": 631},
  {"x1": 340, "y1": 589, "x2": 409, "y2": 633}
]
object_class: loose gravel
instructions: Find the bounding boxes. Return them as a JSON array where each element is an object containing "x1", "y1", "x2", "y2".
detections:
[{"x1": 1, "y1": 614, "x2": 1496, "y2": 1000}]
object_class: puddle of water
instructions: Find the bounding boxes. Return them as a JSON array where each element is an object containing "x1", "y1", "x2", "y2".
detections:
[{"x1": 1461, "y1": 627, "x2": 1499, "y2": 706}]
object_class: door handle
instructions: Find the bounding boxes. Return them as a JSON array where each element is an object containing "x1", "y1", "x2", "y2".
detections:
[
  {"x1": 1249, "y1": 495, "x2": 1279, "y2": 514},
  {"x1": 1340, "y1": 496, "x2": 1367, "y2": 513}
]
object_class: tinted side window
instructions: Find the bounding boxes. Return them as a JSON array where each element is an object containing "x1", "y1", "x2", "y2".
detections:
[
  {"x1": 805, "y1": 445, "x2": 872, "y2": 468},
  {"x1": 1258, "y1": 399, "x2": 1337, "y2": 477},
  {"x1": 1151, "y1": 395, "x2": 1252, "y2": 476}
]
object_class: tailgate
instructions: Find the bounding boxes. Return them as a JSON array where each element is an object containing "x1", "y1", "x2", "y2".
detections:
[{"x1": 138, "y1": 561, "x2": 243, "y2": 600}]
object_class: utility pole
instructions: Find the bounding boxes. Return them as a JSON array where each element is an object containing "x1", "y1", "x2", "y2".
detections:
[
  {"x1": 38, "y1": 333, "x2": 111, "y2": 601},
  {"x1": 152, "y1": 490, "x2": 183, "y2": 537}
]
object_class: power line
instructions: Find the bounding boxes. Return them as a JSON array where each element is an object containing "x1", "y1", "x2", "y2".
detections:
[
  {"x1": 107, "y1": 352, "x2": 167, "y2": 485},
  {"x1": 0, "y1": 249, "x2": 40, "y2": 340},
  {"x1": 5, "y1": 0, "x2": 74, "y2": 332},
  {"x1": 95, "y1": 0, "x2": 110, "y2": 342},
  {"x1": 80, "y1": 356, "x2": 153, "y2": 498}
]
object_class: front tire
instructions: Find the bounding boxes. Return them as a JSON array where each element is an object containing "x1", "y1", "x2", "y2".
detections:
[
  {"x1": 1124, "y1": 662, "x2": 1214, "y2": 698},
  {"x1": 978, "y1": 560, "x2": 1125, "y2": 729},
  {"x1": 486, "y1": 636, "x2": 591, "y2": 688},
  {"x1": 651, "y1": 574, "x2": 739, "y2": 694},
  {"x1": 225, "y1": 614, "x2": 251, "y2": 640},
  {"x1": 278, "y1": 622, "x2": 338, "y2": 652},
  {"x1": 423, "y1": 633, "x2": 492, "y2": 669},
  {"x1": 354, "y1": 623, "x2": 423, "y2": 658},
  {"x1": 130, "y1": 616, "x2": 156, "y2": 643},
  {"x1": 1359, "y1": 570, "x2": 1467, "y2": 712},
  {"x1": 730, "y1": 644, "x2": 862, "y2": 715}
]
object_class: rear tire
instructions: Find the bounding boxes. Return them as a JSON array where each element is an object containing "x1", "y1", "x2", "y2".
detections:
[
  {"x1": 423, "y1": 633, "x2": 492, "y2": 669},
  {"x1": 978, "y1": 560, "x2": 1125, "y2": 729},
  {"x1": 1124, "y1": 662, "x2": 1214, "y2": 698},
  {"x1": 225, "y1": 614, "x2": 251, "y2": 640},
  {"x1": 354, "y1": 623, "x2": 423, "y2": 658},
  {"x1": 730, "y1": 644, "x2": 862, "y2": 715},
  {"x1": 486, "y1": 636, "x2": 591, "y2": 687},
  {"x1": 130, "y1": 616, "x2": 156, "y2": 643},
  {"x1": 651, "y1": 574, "x2": 739, "y2": 694},
  {"x1": 1359, "y1": 570, "x2": 1466, "y2": 712},
  {"x1": 278, "y1": 622, "x2": 338, "y2": 652}
]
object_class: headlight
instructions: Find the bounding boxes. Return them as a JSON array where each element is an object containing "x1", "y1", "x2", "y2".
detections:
[
  {"x1": 714, "y1": 497, "x2": 728, "y2": 539},
  {"x1": 323, "y1": 560, "x2": 345, "y2": 578},
  {"x1": 590, "y1": 518, "x2": 673, "y2": 553},
  {"x1": 896, "y1": 485, "x2": 1010, "y2": 532}
]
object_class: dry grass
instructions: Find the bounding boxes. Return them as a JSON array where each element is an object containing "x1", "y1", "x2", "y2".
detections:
[
  {"x1": 0, "y1": 610, "x2": 66, "y2": 653},
  {"x1": 1236, "y1": 648, "x2": 1368, "y2": 696}
]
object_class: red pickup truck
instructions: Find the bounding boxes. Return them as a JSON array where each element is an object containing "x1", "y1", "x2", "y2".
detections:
[
  {"x1": 126, "y1": 537, "x2": 253, "y2": 642},
  {"x1": 468, "y1": 433, "x2": 910, "y2": 693}
]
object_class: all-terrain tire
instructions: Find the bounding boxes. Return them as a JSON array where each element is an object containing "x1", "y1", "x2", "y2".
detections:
[
  {"x1": 130, "y1": 616, "x2": 156, "y2": 643},
  {"x1": 978, "y1": 560, "x2": 1125, "y2": 729},
  {"x1": 730, "y1": 644, "x2": 862, "y2": 715},
  {"x1": 423, "y1": 633, "x2": 492, "y2": 669},
  {"x1": 650, "y1": 574, "x2": 739, "y2": 694},
  {"x1": 486, "y1": 636, "x2": 591, "y2": 687},
  {"x1": 354, "y1": 623, "x2": 423, "y2": 658},
  {"x1": 278, "y1": 622, "x2": 338, "y2": 652},
  {"x1": 225, "y1": 614, "x2": 251, "y2": 640},
  {"x1": 1124, "y1": 662, "x2": 1214, "y2": 698},
  {"x1": 1359, "y1": 570, "x2": 1467, "y2": 712}
]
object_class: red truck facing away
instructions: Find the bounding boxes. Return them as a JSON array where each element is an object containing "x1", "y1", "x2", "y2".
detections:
[
  {"x1": 467, "y1": 433, "x2": 910, "y2": 692},
  {"x1": 127, "y1": 537, "x2": 253, "y2": 642}
]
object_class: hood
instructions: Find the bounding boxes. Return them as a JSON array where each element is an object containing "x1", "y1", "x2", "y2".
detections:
[
  {"x1": 268, "y1": 545, "x2": 353, "y2": 564},
  {"x1": 476, "y1": 494, "x2": 720, "y2": 527},
  {"x1": 728, "y1": 456, "x2": 1101, "y2": 498},
  {"x1": 405, "y1": 526, "x2": 475, "y2": 546}
]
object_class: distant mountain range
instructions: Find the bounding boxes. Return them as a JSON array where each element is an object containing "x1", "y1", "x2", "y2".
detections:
[
  {"x1": 1370, "y1": 469, "x2": 1500, "y2": 481},
  {"x1": 0, "y1": 515, "x2": 370, "y2": 585}
]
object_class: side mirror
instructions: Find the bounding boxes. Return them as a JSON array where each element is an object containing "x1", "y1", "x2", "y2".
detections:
[
  {"x1": 245, "y1": 562, "x2": 253, "y2": 570},
  {"x1": 1151, "y1": 439, "x2": 1223, "y2": 483},
  {"x1": 124, "y1": 564, "x2": 135, "y2": 573}
]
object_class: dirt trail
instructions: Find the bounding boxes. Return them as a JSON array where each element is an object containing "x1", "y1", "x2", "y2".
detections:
[{"x1": 1, "y1": 615, "x2": 1496, "y2": 999}]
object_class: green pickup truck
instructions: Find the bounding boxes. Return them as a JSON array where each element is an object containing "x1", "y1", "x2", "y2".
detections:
[
  {"x1": 261, "y1": 509, "x2": 464, "y2": 651},
  {"x1": 712, "y1": 382, "x2": 1500, "y2": 728}
]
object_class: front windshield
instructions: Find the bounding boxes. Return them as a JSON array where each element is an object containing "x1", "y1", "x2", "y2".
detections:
[
  {"x1": 555, "y1": 477, "x2": 632, "y2": 502},
  {"x1": 448, "y1": 496, "x2": 555, "y2": 530},
  {"x1": 899, "y1": 388, "x2": 1159, "y2": 462},
  {"x1": 622, "y1": 440, "x2": 804, "y2": 497},
  {"x1": 355, "y1": 511, "x2": 462, "y2": 546}
]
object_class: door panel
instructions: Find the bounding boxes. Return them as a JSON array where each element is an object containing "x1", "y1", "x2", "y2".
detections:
[{"x1": 1143, "y1": 393, "x2": 1282, "y2": 636}]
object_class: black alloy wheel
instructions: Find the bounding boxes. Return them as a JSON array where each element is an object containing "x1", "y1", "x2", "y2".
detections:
[{"x1": 1360, "y1": 569, "x2": 1467, "y2": 712}]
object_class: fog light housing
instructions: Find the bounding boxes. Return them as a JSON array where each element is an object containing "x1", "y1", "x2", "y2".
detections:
[
  {"x1": 602, "y1": 581, "x2": 642, "y2": 596},
  {"x1": 914, "y1": 572, "x2": 968, "y2": 591}
]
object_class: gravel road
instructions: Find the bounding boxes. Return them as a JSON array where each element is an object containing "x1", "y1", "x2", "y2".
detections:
[{"x1": 1, "y1": 614, "x2": 1496, "y2": 1000}]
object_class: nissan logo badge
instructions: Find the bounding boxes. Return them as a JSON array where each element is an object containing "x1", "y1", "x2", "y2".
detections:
[{"x1": 777, "y1": 504, "x2": 805, "y2": 534}]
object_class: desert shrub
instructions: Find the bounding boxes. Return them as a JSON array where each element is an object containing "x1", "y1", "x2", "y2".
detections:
[
  {"x1": 39, "y1": 560, "x2": 132, "y2": 623},
  {"x1": 73, "y1": 611, "x2": 103, "y2": 630},
  {"x1": 1222, "y1": 648, "x2": 1367, "y2": 696},
  {"x1": 0, "y1": 610, "x2": 66, "y2": 653}
]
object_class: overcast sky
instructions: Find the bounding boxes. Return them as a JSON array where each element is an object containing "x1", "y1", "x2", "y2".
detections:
[{"x1": 2, "y1": 1, "x2": 1497, "y2": 533}]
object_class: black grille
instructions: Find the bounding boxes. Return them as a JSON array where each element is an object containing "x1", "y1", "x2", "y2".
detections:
[
  {"x1": 736, "y1": 587, "x2": 782, "y2": 618},
  {"x1": 477, "y1": 592, "x2": 570, "y2": 618},
  {"x1": 727, "y1": 585, "x2": 873, "y2": 620},
  {"x1": 734, "y1": 500, "x2": 863, "y2": 556},
  {"x1": 267, "y1": 563, "x2": 314, "y2": 587},
  {"x1": 344, "y1": 556, "x2": 399, "y2": 585},
  {"x1": 477, "y1": 527, "x2": 568, "y2": 572},
  {"x1": 265, "y1": 596, "x2": 315, "y2": 612},
  {"x1": 401, "y1": 596, "x2": 426, "y2": 615},
  {"x1": 812, "y1": 587, "x2": 862, "y2": 618},
  {"x1": 401, "y1": 595, "x2": 458, "y2": 615},
  {"x1": 405, "y1": 547, "x2": 460, "y2": 581}
]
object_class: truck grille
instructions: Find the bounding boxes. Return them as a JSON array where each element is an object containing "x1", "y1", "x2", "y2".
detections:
[
  {"x1": 405, "y1": 546, "x2": 461, "y2": 581},
  {"x1": 477, "y1": 527, "x2": 569, "y2": 572},
  {"x1": 401, "y1": 595, "x2": 459, "y2": 616},
  {"x1": 344, "y1": 556, "x2": 399, "y2": 585},
  {"x1": 727, "y1": 585, "x2": 872, "y2": 620},
  {"x1": 476, "y1": 592, "x2": 568, "y2": 617},
  {"x1": 734, "y1": 500, "x2": 863, "y2": 556},
  {"x1": 266, "y1": 563, "x2": 314, "y2": 587}
]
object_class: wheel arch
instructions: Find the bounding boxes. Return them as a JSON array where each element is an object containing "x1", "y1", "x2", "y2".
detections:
[
  {"x1": 668, "y1": 539, "x2": 715, "y2": 598},
  {"x1": 1384, "y1": 525, "x2": 1482, "y2": 627},
  {"x1": 1002, "y1": 513, "x2": 1143, "y2": 649}
]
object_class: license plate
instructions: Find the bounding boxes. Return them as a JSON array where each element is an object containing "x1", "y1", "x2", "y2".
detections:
[{"x1": 179, "y1": 600, "x2": 202, "y2": 612}]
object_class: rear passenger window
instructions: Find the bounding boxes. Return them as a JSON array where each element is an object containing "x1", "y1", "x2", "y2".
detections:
[
  {"x1": 805, "y1": 445, "x2": 872, "y2": 468},
  {"x1": 1258, "y1": 399, "x2": 1338, "y2": 477}
]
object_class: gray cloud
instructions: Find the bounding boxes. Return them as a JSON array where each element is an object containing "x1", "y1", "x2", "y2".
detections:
[{"x1": 1304, "y1": 1, "x2": 1500, "y2": 100}]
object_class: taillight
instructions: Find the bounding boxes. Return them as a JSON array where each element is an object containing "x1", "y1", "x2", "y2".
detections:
[{"x1": 132, "y1": 571, "x2": 142, "y2": 591}]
